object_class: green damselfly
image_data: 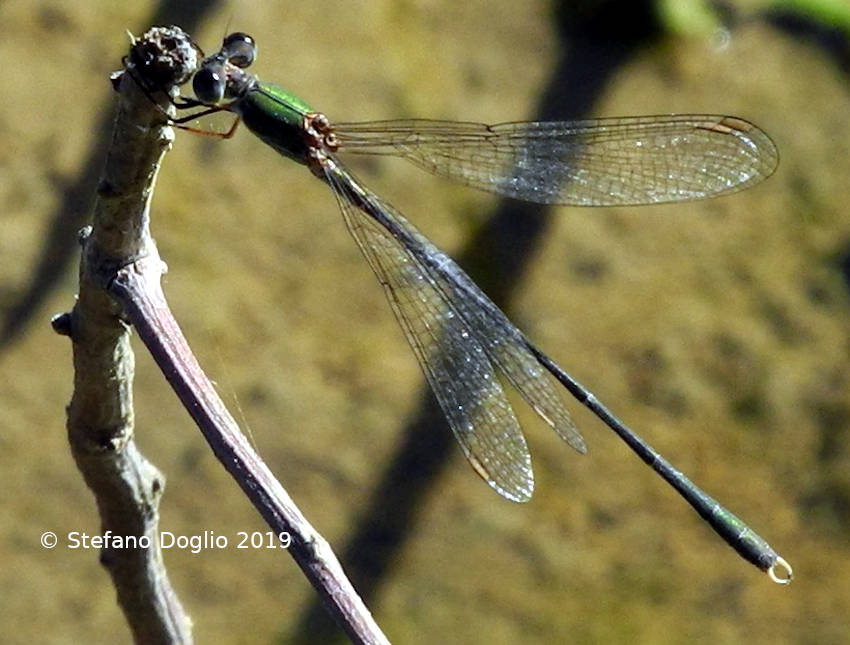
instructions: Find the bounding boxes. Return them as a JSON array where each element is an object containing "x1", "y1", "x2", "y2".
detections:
[{"x1": 155, "y1": 32, "x2": 790, "y2": 582}]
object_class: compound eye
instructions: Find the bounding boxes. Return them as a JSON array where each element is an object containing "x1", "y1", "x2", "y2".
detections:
[
  {"x1": 222, "y1": 32, "x2": 256, "y2": 68},
  {"x1": 192, "y1": 64, "x2": 226, "y2": 104}
]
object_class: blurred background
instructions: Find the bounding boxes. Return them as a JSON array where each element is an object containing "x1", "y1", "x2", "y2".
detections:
[{"x1": 1, "y1": 0, "x2": 849, "y2": 643}]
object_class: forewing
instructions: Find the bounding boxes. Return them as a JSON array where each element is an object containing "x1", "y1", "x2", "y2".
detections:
[{"x1": 334, "y1": 115, "x2": 778, "y2": 206}]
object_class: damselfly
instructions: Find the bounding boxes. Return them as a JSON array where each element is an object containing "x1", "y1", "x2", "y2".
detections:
[{"x1": 147, "y1": 32, "x2": 789, "y2": 582}]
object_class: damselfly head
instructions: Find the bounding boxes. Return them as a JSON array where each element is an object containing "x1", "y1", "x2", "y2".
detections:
[{"x1": 192, "y1": 33, "x2": 257, "y2": 106}]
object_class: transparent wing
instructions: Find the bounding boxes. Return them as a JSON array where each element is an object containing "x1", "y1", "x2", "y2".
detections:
[
  {"x1": 333, "y1": 115, "x2": 778, "y2": 206},
  {"x1": 322, "y1": 155, "x2": 586, "y2": 502}
]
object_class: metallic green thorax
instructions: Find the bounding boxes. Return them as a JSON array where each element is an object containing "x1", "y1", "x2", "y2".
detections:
[{"x1": 233, "y1": 81, "x2": 315, "y2": 164}]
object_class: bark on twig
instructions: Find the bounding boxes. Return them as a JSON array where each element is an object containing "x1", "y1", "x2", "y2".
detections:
[
  {"x1": 109, "y1": 255, "x2": 390, "y2": 645},
  {"x1": 56, "y1": 25, "x2": 389, "y2": 645},
  {"x1": 54, "y1": 25, "x2": 199, "y2": 645}
]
